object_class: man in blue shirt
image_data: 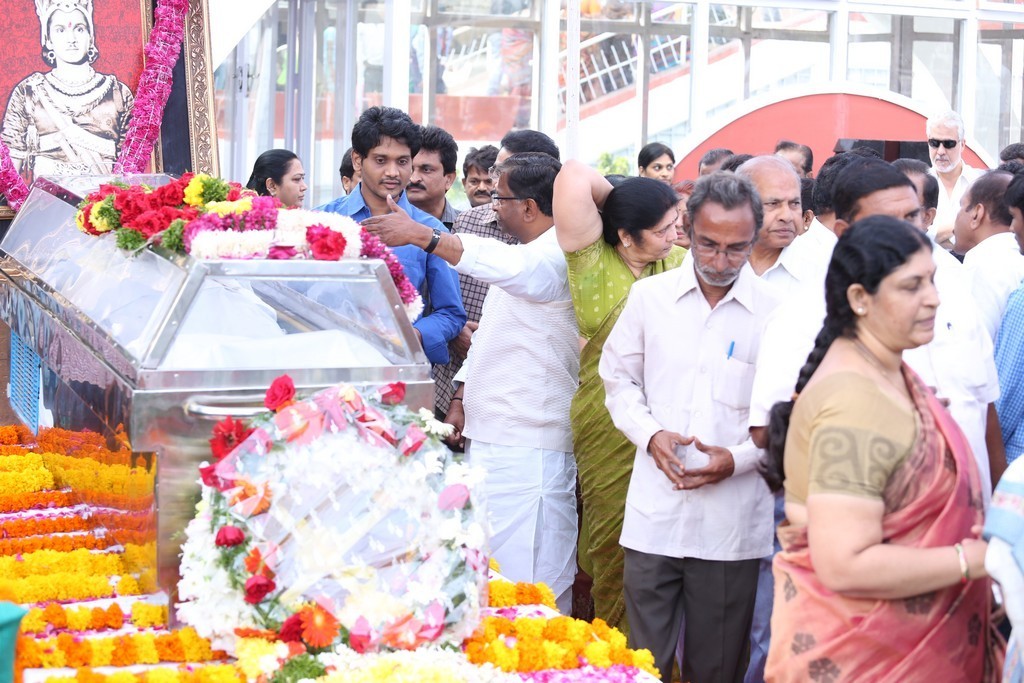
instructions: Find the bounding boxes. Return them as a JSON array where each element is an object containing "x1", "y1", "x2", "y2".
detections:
[
  {"x1": 996, "y1": 171, "x2": 1024, "y2": 464},
  {"x1": 318, "y1": 106, "x2": 466, "y2": 365}
]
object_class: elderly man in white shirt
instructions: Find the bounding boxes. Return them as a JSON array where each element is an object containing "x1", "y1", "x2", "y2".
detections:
[
  {"x1": 734, "y1": 156, "x2": 829, "y2": 297},
  {"x1": 363, "y1": 153, "x2": 580, "y2": 613},
  {"x1": 601, "y1": 172, "x2": 779, "y2": 683},
  {"x1": 953, "y1": 170, "x2": 1024, "y2": 341},
  {"x1": 927, "y1": 109, "x2": 986, "y2": 248}
]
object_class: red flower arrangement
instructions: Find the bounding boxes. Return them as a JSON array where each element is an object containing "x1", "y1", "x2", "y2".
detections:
[{"x1": 264, "y1": 375, "x2": 296, "y2": 411}]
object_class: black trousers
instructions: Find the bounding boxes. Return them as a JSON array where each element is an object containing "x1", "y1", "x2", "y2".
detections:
[{"x1": 623, "y1": 548, "x2": 759, "y2": 683}]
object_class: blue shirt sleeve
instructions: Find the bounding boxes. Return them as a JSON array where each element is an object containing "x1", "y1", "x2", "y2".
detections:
[
  {"x1": 414, "y1": 251, "x2": 467, "y2": 364},
  {"x1": 996, "y1": 286, "x2": 1024, "y2": 463}
]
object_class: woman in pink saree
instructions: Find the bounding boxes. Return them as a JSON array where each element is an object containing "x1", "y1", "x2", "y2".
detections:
[{"x1": 760, "y1": 216, "x2": 1001, "y2": 682}]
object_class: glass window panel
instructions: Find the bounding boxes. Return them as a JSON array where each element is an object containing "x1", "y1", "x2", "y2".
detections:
[
  {"x1": 977, "y1": 20, "x2": 1024, "y2": 155},
  {"x1": 647, "y1": 3, "x2": 694, "y2": 158},
  {"x1": 705, "y1": 6, "x2": 830, "y2": 121}
]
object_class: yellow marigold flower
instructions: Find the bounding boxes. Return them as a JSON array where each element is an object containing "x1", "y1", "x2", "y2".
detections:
[
  {"x1": 20, "y1": 608, "x2": 46, "y2": 633},
  {"x1": 234, "y1": 638, "x2": 280, "y2": 680},
  {"x1": 133, "y1": 633, "x2": 160, "y2": 665},
  {"x1": 106, "y1": 673, "x2": 139, "y2": 683},
  {"x1": 606, "y1": 628, "x2": 627, "y2": 649},
  {"x1": 183, "y1": 175, "x2": 209, "y2": 207},
  {"x1": 563, "y1": 618, "x2": 590, "y2": 645},
  {"x1": 144, "y1": 669, "x2": 181, "y2": 683},
  {"x1": 489, "y1": 557, "x2": 502, "y2": 572},
  {"x1": 36, "y1": 638, "x2": 67, "y2": 668},
  {"x1": 90, "y1": 637, "x2": 115, "y2": 667},
  {"x1": 66, "y1": 607, "x2": 93, "y2": 631},
  {"x1": 632, "y1": 647, "x2": 659, "y2": 677},
  {"x1": 89, "y1": 201, "x2": 114, "y2": 233},
  {"x1": 583, "y1": 640, "x2": 612, "y2": 668},
  {"x1": 117, "y1": 575, "x2": 140, "y2": 595},
  {"x1": 610, "y1": 644, "x2": 633, "y2": 666},
  {"x1": 195, "y1": 664, "x2": 246, "y2": 683},
  {"x1": 131, "y1": 603, "x2": 168, "y2": 629},
  {"x1": 487, "y1": 640, "x2": 519, "y2": 672},
  {"x1": 487, "y1": 580, "x2": 514, "y2": 607},
  {"x1": 177, "y1": 626, "x2": 214, "y2": 662},
  {"x1": 205, "y1": 198, "x2": 253, "y2": 216},
  {"x1": 512, "y1": 617, "x2": 545, "y2": 640}
]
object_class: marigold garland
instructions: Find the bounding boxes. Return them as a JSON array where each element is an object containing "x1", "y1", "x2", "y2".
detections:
[
  {"x1": 0, "y1": 454, "x2": 54, "y2": 495},
  {"x1": 42, "y1": 665, "x2": 244, "y2": 683},
  {"x1": 17, "y1": 626, "x2": 224, "y2": 670},
  {"x1": 463, "y1": 616, "x2": 659, "y2": 679},
  {"x1": 0, "y1": 547, "x2": 127, "y2": 580},
  {"x1": 0, "y1": 513, "x2": 94, "y2": 539},
  {"x1": 487, "y1": 580, "x2": 557, "y2": 611},
  {"x1": 0, "y1": 490, "x2": 75, "y2": 513}
]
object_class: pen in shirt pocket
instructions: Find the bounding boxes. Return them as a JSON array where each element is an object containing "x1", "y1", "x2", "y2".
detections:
[{"x1": 727, "y1": 340, "x2": 735, "y2": 360}]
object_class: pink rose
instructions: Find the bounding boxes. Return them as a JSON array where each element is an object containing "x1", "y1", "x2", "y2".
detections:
[
  {"x1": 438, "y1": 484, "x2": 470, "y2": 511},
  {"x1": 379, "y1": 382, "x2": 406, "y2": 406},
  {"x1": 348, "y1": 616, "x2": 374, "y2": 653}
]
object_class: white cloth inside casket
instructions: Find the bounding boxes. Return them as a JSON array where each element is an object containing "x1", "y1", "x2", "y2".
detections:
[{"x1": 160, "y1": 281, "x2": 391, "y2": 369}]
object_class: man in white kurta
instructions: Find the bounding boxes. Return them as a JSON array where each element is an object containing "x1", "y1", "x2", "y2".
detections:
[
  {"x1": 953, "y1": 170, "x2": 1024, "y2": 341},
  {"x1": 600, "y1": 172, "x2": 780, "y2": 683},
  {"x1": 362, "y1": 152, "x2": 579, "y2": 612}
]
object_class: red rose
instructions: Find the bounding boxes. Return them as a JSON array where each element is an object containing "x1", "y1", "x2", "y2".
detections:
[
  {"x1": 379, "y1": 382, "x2": 406, "y2": 406},
  {"x1": 265, "y1": 375, "x2": 296, "y2": 411},
  {"x1": 215, "y1": 525, "x2": 245, "y2": 547},
  {"x1": 199, "y1": 463, "x2": 232, "y2": 491},
  {"x1": 279, "y1": 613, "x2": 304, "y2": 643},
  {"x1": 307, "y1": 225, "x2": 347, "y2": 261},
  {"x1": 113, "y1": 186, "x2": 151, "y2": 224},
  {"x1": 210, "y1": 415, "x2": 254, "y2": 460},
  {"x1": 244, "y1": 575, "x2": 276, "y2": 604}
]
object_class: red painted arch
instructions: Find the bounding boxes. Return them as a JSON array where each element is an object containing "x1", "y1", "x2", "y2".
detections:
[{"x1": 673, "y1": 92, "x2": 988, "y2": 182}]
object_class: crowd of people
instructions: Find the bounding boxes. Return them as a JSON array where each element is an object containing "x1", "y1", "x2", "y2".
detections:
[{"x1": 247, "y1": 105, "x2": 1024, "y2": 682}]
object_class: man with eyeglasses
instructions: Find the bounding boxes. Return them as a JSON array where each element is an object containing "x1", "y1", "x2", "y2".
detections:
[
  {"x1": 926, "y1": 109, "x2": 985, "y2": 249},
  {"x1": 735, "y1": 156, "x2": 830, "y2": 297},
  {"x1": 424, "y1": 130, "x2": 560, "y2": 423},
  {"x1": 599, "y1": 172, "x2": 780, "y2": 683},
  {"x1": 363, "y1": 153, "x2": 580, "y2": 613}
]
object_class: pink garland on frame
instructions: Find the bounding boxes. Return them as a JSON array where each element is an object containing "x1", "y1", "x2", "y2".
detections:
[
  {"x1": 0, "y1": 0, "x2": 190, "y2": 210},
  {"x1": 113, "y1": 0, "x2": 190, "y2": 174}
]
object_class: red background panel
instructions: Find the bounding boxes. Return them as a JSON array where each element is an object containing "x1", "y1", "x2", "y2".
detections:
[
  {"x1": 0, "y1": 0, "x2": 146, "y2": 124},
  {"x1": 673, "y1": 93, "x2": 989, "y2": 181}
]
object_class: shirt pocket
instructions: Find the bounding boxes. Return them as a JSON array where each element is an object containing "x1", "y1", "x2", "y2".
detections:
[{"x1": 713, "y1": 357, "x2": 756, "y2": 410}]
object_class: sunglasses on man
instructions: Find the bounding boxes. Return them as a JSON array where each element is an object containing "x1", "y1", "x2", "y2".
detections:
[{"x1": 928, "y1": 138, "x2": 959, "y2": 149}]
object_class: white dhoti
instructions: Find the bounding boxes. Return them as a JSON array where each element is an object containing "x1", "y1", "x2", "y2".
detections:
[{"x1": 466, "y1": 441, "x2": 578, "y2": 614}]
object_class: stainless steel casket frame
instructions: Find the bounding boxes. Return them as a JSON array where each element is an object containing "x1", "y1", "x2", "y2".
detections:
[{"x1": 0, "y1": 176, "x2": 433, "y2": 601}]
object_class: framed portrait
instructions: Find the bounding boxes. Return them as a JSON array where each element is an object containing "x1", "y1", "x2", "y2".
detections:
[{"x1": 0, "y1": 0, "x2": 218, "y2": 219}]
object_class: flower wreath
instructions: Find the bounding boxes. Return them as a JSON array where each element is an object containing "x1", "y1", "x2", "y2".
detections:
[
  {"x1": 176, "y1": 377, "x2": 489, "y2": 655},
  {"x1": 74, "y1": 175, "x2": 424, "y2": 321}
]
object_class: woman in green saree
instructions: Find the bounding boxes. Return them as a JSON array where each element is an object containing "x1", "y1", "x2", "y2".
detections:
[{"x1": 553, "y1": 160, "x2": 686, "y2": 632}]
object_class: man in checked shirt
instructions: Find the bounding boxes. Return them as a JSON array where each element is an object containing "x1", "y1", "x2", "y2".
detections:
[{"x1": 432, "y1": 130, "x2": 562, "y2": 427}]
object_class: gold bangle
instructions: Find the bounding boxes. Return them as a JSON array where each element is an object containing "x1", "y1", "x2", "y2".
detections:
[{"x1": 954, "y1": 543, "x2": 969, "y2": 584}]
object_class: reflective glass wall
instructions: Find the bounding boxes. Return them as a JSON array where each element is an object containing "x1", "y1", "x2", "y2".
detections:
[{"x1": 211, "y1": 0, "x2": 1024, "y2": 207}]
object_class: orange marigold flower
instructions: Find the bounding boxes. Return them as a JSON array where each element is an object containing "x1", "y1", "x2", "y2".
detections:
[
  {"x1": 105, "y1": 603, "x2": 125, "y2": 630},
  {"x1": 43, "y1": 603, "x2": 68, "y2": 629},
  {"x1": 299, "y1": 604, "x2": 340, "y2": 649}
]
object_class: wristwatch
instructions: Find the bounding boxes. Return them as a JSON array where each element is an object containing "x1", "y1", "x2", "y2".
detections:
[{"x1": 424, "y1": 228, "x2": 442, "y2": 254}]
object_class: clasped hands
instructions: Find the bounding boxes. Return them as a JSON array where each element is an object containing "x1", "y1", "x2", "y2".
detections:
[{"x1": 647, "y1": 430, "x2": 735, "y2": 491}]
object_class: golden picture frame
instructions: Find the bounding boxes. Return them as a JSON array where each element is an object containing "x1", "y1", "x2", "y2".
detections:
[{"x1": 0, "y1": 0, "x2": 218, "y2": 220}]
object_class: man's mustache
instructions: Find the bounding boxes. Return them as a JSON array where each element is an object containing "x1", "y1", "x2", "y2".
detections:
[{"x1": 407, "y1": 182, "x2": 426, "y2": 192}]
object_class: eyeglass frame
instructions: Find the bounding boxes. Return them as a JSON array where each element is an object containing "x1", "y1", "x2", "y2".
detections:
[
  {"x1": 490, "y1": 192, "x2": 526, "y2": 207},
  {"x1": 927, "y1": 138, "x2": 959, "y2": 150},
  {"x1": 690, "y1": 237, "x2": 755, "y2": 263}
]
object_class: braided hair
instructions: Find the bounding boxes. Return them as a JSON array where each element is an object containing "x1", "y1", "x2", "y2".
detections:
[{"x1": 758, "y1": 215, "x2": 932, "y2": 492}]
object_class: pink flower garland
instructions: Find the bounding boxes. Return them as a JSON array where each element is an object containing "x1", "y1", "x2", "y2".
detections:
[
  {"x1": 0, "y1": 142, "x2": 29, "y2": 210},
  {"x1": 114, "y1": 0, "x2": 190, "y2": 174},
  {"x1": 0, "y1": 0, "x2": 189, "y2": 209},
  {"x1": 360, "y1": 231, "x2": 422, "y2": 310}
]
